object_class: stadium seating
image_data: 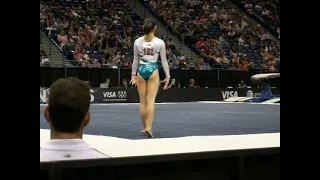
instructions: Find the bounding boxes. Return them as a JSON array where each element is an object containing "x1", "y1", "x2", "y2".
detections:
[
  {"x1": 143, "y1": 0, "x2": 279, "y2": 71},
  {"x1": 40, "y1": 0, "x2": 191, "y2": 69},
  {"x1": 232, "y1": 0, "x2": 279, "y2": 38},
  {"x1": 40, "y1": 0, "x2": 279, "y2": 72}
]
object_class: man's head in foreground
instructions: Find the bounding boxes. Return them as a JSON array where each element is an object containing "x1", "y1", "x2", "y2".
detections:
[{"x1": 44, "y1": 77, "x2": 91, "y2": 139}]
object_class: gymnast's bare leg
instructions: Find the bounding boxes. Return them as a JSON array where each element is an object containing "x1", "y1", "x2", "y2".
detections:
[
  {"x1": 136, "y1": 74, "x2": 148, "y2": 133},
  {"x1": 144, "y1": 70, "x2": 160, "y2": 137}
]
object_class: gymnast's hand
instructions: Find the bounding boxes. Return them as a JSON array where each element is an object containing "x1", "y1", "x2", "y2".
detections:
[
  {"x1": 130, "y1": 76, "x2": 138, "y2": 87},
  {"x1": 161, "y1": 78, "x2": 170, "y2": 90}
]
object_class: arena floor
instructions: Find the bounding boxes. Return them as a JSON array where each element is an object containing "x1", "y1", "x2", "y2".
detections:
[{"x1": 39, "y1": 102, "x2": 280, "y2": 139}]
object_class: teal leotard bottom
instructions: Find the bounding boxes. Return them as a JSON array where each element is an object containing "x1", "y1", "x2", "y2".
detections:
[{"x1": 138, "y1": 60, "x2": 159, "y2": 81}]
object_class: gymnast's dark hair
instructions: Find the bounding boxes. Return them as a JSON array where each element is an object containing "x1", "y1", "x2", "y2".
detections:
[
  {"x1": 48, "y1": 77, "x2": 91, "y2": 133},
  {"x1": 143, "y1": 19, "x2": 156, "y2": 35}
]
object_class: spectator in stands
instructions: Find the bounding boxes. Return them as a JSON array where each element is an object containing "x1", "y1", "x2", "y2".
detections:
[
  {"x1": 238, "y1": 80, "x2": 247, "y2": 88},
  {"x1": 239, "y1": 59, "x2": 248, "y2": 71},
  {"x1": 241, "y1": 18, "x2": 248, "y2": 30},
  {"x1": 188, "y1": 79, "x2": 197, "y2": 88},
  {"x1": 149, "y1": 0, "x2": 157, "y2": 10},
  {"x1": 255, "y1": 2, "x2": 263, "y2": 11},
  {"x1": 40, "y1": 47, "x2": 50, "y2": 65},
  {"x1": 116, "y1": 51, "x2": 125, "y2": 63},
  {"x1": 232, "y1": 55, "x2": 240, "y2": 65},
  {"x1": 168, "y1": 53, "x2": 177, "y2": 64},
  {"x1": 82, "y1": 58, "x2": 91, "y2": 67},
  {"x1": 40, "y1": 47, "x2": 48, "y2": 60},
  {"x1": 195, "y1": 38, "x2": 205, "y2": 49},
  {"x1": 212, "y1": 51, "x2": 221, "y2": 64},
  {"x1": 238, "y1": 36, "x2": 245, "y2": 46},
  {"x1": 179, "y1": 60, "x2": 187, "y2": 70},
  {"x1": 108, "y1": 34, "x2": 117, "y2": 53},
  {"x1": 108, "y1": 53, "x2": 116, "y2": 65},
  {"x1": 68, "y1": 27, "x2": 77, "y2": 43},
  {"x1": 189, "y1": 62, "x2": 196, "y2": 70},
  {"x1": 246, "y1": 57, "x2": 255, "y2": 68},
  {"x1": 122, "y1": 79, "x2": 128, "y2": 88},
  {"x1": 176, "y1": 50, "x2": 185, "y2": 62},
  {"x1": 123, "y1": 58, "x2": 131, "y2": 69},
  {"x1": 262, "y1": 8, "x2": 270, "y2": 17},
  {"x1": 57, "y1": 30, "x2": 69, "y2": 49},
  {"x1": 84, "y1": 25, "x2": 93, "y2": 47},
  {"x1": 82, "y1": 49, "x2": 90, "y2": 61},
  {"x1": 267, "y1": 56, "x2": 276, "y2": 72},
  {"x1": 244, "y1": 2, "x2": 253, "y2": 10},
  {"x1": 81, "y1": 51, "x2": 93, "y2": 67},
  {"x1": 105, "y1": 78, "x2": 111, "y2": 88},
  {"x1": 192, "y1": 61, "x2": 201, "y2": 70},
  {"x1": 40, "y1": 77, "x2": 108, "y2": 161},
  {"x1": 62, "y1": 18, "x2": 69, "y2": 30},
  {"x1": 99, "y1": 35, "x2": 108, "y2": 54},
  {"x1": 74, "y1": 49, "x2": 84, "y2": 66},
  {"x1": 167, "y1": 37, "x2": 174, "y2": 47},
  {"x1": 170, "y1": 60, "x2": 180, "y2": 70},
  {"x1": 220, "y1": 51, "x2": 229, "y2": 64}
]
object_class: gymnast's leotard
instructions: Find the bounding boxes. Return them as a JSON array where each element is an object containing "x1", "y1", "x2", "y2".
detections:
[{"x1": 132, "y1": 36, "x2": 170, "y2": 81}]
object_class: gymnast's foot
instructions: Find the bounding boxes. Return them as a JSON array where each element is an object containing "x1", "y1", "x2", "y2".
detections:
[
  {"x1": 145, "y1": 129, "x2": 154, "y2": 138},
  {"x1": 141, "y1": 129, "x2": 147, "y2": 136}
]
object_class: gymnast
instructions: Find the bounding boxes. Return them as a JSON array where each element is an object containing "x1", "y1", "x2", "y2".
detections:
[{"x1": 130, "y1": 19, "x2": 171, "y2": 138}]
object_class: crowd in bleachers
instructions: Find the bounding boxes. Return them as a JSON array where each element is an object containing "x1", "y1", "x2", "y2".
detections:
[
  {"x1": 40, "y1": 0, "x2": 192, "y2": 69},
  {"x1": 242, "y1": 0, "x2": 279, "y2": 39},
  {"x1": 40, "y1": 0, "x2": 279, "y2": 72},
  {"x1": 40, "y1": 0, "x2": 136, "y2": 68},
  {"x1": 145, "y1": 0, "x2": 280, "y2": 72}
]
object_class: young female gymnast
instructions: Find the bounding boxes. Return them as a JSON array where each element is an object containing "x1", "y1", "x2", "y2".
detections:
[{"x1": 130, "y1": 19, "x2": 171, "y2": 138}]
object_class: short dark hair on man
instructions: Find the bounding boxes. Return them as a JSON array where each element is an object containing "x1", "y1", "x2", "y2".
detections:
[
  {"x1": 143, "y1": 19, "x2": 156, "y2": 35},
  {"x1": 48, "y1": 77, "x2": 91, "y2": 133}
]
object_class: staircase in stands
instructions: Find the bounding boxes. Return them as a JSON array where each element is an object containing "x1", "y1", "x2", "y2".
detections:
[{"x1": 40, "y1": 30, "x2": 72, "y2": 67}]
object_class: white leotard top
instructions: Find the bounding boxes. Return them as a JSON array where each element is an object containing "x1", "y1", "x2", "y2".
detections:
[{"x1": 131, "y1": 36, "x2": 170, "y2": 79}]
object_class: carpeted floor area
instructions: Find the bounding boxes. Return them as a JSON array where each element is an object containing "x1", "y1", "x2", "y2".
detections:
[{"x1": 40, "y1": 102, "x2": 280, "y2": 139}]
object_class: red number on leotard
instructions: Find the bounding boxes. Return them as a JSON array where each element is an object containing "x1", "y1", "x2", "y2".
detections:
[{"x1": 143, "y1": 48, "x2": 154, "y2": 56}]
